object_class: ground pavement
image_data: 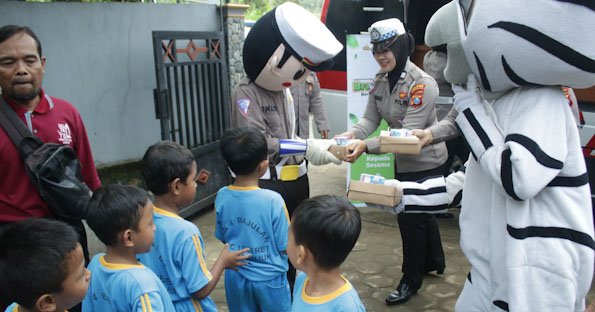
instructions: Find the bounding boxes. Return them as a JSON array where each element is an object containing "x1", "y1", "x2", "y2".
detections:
[{"x1": 190, "y1": 162, "x2": 595, "y2": 311}]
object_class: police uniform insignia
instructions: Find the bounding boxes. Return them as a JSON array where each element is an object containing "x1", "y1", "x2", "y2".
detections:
[
  {"x1": 409, "y1": 84, "x2": 425, "y2": 108},
  {"x1": 236, "y1": 98, "x2": 251, "y2": 116},
  {"x1": 399, "y1": 91, "x2": 407, "y2": 99},
  {"x1": 374, "y1": 95, "x2": 383, "y2": 101},
  {"x1": 370, "y1": 28, "x2": 381, "y2": 42}
]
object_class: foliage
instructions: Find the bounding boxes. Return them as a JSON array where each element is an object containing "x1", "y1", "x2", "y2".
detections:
[
  {"x1": 24, "y1": 0, "x2": 323, "y2": 16},
  {"x1": 230, "y1": 0, "x2": 323, "y2": 21}
]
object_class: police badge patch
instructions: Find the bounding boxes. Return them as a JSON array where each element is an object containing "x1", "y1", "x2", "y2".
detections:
[
  {"x1": 409, "y1": 84, "x2": 425, "y2": 108},
  {"x1": 236, "y1": 98, "x2": 251, "y2": 116},
  {"x1": 370, "y1": 28, "x2": 381, "y2": 42}
]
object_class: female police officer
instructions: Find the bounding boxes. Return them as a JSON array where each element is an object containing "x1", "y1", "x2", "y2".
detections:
[{"x1": 341, "y1": 18, "x2": 448, "y2": 305}]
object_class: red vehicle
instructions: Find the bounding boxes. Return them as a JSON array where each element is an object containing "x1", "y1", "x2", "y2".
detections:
[{"x1": 318, "y1": 0, "x2": 595, "y2": 204}]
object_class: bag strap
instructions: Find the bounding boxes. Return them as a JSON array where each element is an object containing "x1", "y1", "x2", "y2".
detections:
[{"x1": 0, "y1": 96, "x2": 43, "y2": 158}]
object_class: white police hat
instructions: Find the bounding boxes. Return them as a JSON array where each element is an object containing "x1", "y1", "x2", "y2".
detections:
[
  {"x1": 275, "y1": 2, "x2": 342, "y2": 70},
  {"x1": 369, "y1": 18, "x2": 406, "y2": 52}
]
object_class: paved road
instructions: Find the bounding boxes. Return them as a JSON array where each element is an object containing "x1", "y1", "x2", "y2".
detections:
[{"x1": 191, "y1": 162, "x2": 595, "y2": 311}]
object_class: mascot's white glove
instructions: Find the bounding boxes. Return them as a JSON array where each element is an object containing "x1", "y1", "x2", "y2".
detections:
[
  {"x1": 364, "y1": 179, "x2": 405, "y2": 214},
  {"x1": 452, "y1": 74, "x2": 482, "y2": 113},
  {"x1": 305, "y1": 139, "x2": 342, "y2": 165},
  {"x1": 384, "y1": 179, "x2": 405, "y2": 214},
  {"x1": 445, "y1": 170, "x2": 465, "y2": 208}
]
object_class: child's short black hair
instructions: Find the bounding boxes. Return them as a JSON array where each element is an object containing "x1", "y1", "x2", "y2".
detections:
[
  {"x1": 86, "y1": 185, "x2": 149, "y2": 246},
  {"x1": 0, "y1": 218, "x2": 79, "y2": 309},
  {"x1": 292, "y1": 195, "x2": 361, "y2": 270},
  {"x1": 220, "y1": 127, "x2": 267, "y2": 176},
  {"x1": 142, "y1": 140, "x2": 195, "y2": 196}
]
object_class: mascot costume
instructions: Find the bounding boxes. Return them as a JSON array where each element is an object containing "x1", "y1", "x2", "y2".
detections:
[
  {"x1": 229, "y1": 1, "x2": 344, "y2": 287},
  {"x1": 420, "y1": 0, "x2": 594, "y2": 311},
  {"x1": 231, "y1": 1, "x2": 343, "y2": 210},
  {"x1": 367, "y1": 0, "x2": 594, "y2": 310}
]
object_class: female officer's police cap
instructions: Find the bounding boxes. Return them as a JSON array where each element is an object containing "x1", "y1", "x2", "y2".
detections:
[{"x1": 369, "y1": 18, "x2": 406, "y2": 52}]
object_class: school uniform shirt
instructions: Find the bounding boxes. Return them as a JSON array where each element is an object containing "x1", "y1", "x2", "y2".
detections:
[
  {"x1": 289, "y1": 72, "x2": 329, "y2": 138},
  {"x1": 0, "y1": 90, "x2": 101, "y2": 222},
  {"x1": 214, "y1": 186, "x2": 290, "y2": 281},
  {"x1": 137, "y1": 207, "x2": 216, "y2": 312},
  {"x1": 82, "y1": 254, "x2": 175, "y2": 312},
  {"x1": 351, "y1": 60, "x2": 447, "y2": 173},
  {"x1": 454, "y1": 86, "x2": 594, "y2": 311},
  {"x1": 291, "y1": 272, "x2": 365, "y2": 312},
  {"x1": 231, "y1": 78, "x2": 303, "y2": 166}
]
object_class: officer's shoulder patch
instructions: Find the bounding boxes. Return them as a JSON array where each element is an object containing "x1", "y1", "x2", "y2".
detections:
[
  {"x1": 409, "y1": 84, "x2": 425, "y2": 108},
  {"x1": 236, "y1": 98, "x2": 251, "y2": 116}
]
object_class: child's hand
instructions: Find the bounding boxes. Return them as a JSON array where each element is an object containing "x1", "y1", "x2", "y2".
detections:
[{"x1": 219, "y1": 244, "x2": 250, "y2": 271}]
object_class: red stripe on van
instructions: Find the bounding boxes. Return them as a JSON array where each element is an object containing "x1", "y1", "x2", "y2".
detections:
[
  {"x1": 321, "y1": 0, "x2": 330, "y2": 23},
  {"x1": 318, "y1": 70, "x2": 346, "y2": 91}
]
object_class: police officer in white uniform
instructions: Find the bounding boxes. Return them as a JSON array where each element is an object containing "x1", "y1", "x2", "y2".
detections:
[{"x1": 342, "y1": 18, "x2": 448, "y2": 305}]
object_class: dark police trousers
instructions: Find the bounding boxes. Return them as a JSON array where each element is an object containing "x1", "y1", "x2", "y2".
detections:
[{"x1": 396, "y1": 165, "x2": 446, "y2": 290}]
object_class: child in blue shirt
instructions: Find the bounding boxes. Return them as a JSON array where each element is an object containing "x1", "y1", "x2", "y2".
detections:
[
  {"x1": 0, "y1": 218, "x2": 90, "y2": 312},
  {"x1": 137, "y1": 141, "x2": 250, "y2": 312},
  {"x1": 288, "y1": 195, "x2": 366, "y2": 311},
  {"x1": 216, "y1": 127, "x2": 292, "y2": 312},
  {"x1": 83, "y1": 185, "x2": 175, "y2": 311}
]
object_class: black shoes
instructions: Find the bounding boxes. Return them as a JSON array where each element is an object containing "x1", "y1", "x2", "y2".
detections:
[
  {"x1": 385, "y1": 283, "x2": 417, "y2": 305},
  {"x1": 425, "y1": 265, "x2": 445, "y2": 275}
]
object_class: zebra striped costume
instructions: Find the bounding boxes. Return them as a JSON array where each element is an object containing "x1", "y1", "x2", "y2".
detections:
[{"x1": 425, "y1": 1, "x2": 595, "y2": 311}]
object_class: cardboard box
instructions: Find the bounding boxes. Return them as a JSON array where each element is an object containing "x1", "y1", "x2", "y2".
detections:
[
  {"x1": 347, "y1": 180, "x2": 402, "y2": 206},
  {"x1": 378, "y1": 130, "x2": 422, "y2": 154},
  {"x1": 328, "y1": 144, "x2": 348, "y2": 161}
]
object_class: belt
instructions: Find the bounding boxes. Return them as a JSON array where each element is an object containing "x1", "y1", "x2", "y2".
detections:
[{"x1": 229, "y1": 160, "x2": 308, "y2": 181}]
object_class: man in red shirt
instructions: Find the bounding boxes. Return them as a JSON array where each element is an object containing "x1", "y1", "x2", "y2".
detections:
[{"x1": 0, "y1": 25, "x2": 101, "y2": 261}]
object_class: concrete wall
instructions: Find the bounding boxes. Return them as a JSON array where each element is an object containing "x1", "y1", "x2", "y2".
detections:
[{"x1": 0, "y1": 2, "x2": 221, "y2": 166}]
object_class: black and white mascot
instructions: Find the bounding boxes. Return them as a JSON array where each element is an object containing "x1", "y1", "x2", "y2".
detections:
[{"x1": 423, "y1": 1, "x2": 595, "y2": 311}]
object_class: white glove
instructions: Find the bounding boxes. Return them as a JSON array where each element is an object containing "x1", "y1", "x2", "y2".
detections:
[
  {"x1": 384, "y1": 179, "x2": 405, "y2": 213},
  {"x1": 452, "y1": 74, "x2": 482, "y2": 113},
  {"x1": 305, "y1": 139, "x2": 342, "y2": 165},
  {"x1": 445, "y1": 170, "x2": 465, "y2": 207},
  {"x1": 364, "y1": 179, "x2": 405, "y2": 214}
]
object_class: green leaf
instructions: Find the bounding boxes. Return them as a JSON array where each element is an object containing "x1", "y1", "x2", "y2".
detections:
[{"x1": 346, "y1": 35, "x2": 359, "y2": 48}]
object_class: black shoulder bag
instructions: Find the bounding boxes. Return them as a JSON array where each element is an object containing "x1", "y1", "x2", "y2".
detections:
[{"x1": 0, "y1": 97, "x2": 92, "y2": 220}]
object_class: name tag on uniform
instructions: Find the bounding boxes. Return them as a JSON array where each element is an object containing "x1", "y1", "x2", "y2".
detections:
[{"x1": 261, "y1": 106, "x2": 278, "y2": 113}]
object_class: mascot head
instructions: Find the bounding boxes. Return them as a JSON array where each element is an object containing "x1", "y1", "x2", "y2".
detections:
[
  {"x1": 243, "y1": 2, "x2": 342, "y2": 91},
  {"x1": 426, "y1": 0, "x2": 595, "y2": 93}
]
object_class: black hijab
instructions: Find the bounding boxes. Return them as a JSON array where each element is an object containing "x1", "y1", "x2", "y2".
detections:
[{"x1": 387, "y1": 33, "x2": 415, "y2": 92}]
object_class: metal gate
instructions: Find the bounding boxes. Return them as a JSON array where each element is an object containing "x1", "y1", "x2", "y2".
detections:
[{"x1": 152, "y1": 31, "x2": 231, "y2": 217}]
